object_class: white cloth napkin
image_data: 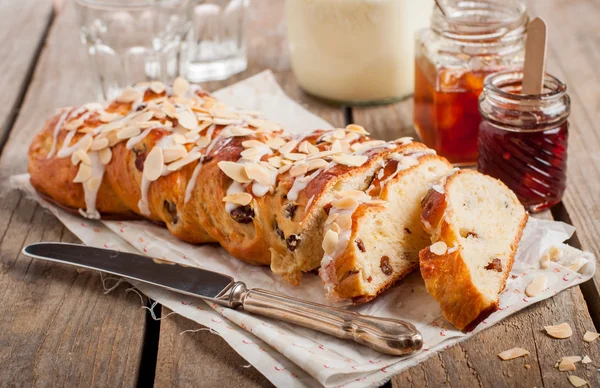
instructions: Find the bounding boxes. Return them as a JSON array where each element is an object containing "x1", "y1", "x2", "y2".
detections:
[{"x1": 12, "y1": 70, "x2": 596, "y2": 388}]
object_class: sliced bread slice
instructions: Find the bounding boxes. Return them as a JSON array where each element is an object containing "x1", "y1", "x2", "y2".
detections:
[
  {"x1": 419, "y1": 170, "x2": 528, "y2": 331},
  {"x1": 319, "y1": 151, "x2": 453, "y2": 302}
]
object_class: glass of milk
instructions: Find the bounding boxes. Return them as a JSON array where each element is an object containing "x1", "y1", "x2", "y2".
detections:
[{"x1": 286, "y1": 0, "x2": 434, "y2": 105}]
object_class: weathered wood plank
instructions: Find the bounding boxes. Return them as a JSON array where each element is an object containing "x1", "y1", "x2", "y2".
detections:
[
  {"x1": 154, "y1": 2, "x2": 347, "y2": 386},
  {"x1": 0, "y1": 0, "x2": 54, "y2": 145},
  {"x1": 0, "y1": 2, "x2": 146, "y2": 386},
  {"x1": 527, "y1": 0, "x2": 600, "y2": 317}
]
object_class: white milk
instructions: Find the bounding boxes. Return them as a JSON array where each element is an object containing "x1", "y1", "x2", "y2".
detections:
[{"x1": 286, "y1": 0, "x2": 433, "y2": 103}]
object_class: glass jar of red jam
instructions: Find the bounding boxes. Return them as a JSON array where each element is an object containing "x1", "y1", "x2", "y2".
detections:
[
  {"x1": 478, "y1": 71, "x2": 570, "y2": 212},
  {"x1": 414, "y1": 0, "x2": 528, "y2": 165}
]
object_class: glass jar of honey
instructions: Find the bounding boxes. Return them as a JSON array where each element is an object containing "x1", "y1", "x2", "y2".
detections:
[
  {"x1": 478, "y1": 71, "x2": 570, "y2": 212},
  {"x1": 414, "y1": 0, "x2": 528, "y2": 165}
]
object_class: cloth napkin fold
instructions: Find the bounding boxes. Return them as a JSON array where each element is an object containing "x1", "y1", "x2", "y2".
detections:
[{"x1": 12, "y1": 70, "x2": 596, "y2": 387}]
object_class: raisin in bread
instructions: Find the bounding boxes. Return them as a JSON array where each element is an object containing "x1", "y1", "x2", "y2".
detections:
[
  {"x1": 419, "y1": 170, "x2": 528, "y2": 331},
  {"x1": 319, "y1": 151, "x2": 453, "y2": 302}
]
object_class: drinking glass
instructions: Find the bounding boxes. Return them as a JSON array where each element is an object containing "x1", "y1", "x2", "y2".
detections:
[
  {"x1": 75, "y1": 0, "x2": 192, "y2": 100},
  {"x1": 184, "y1": 0, "x2": 249, "y2": 82}
]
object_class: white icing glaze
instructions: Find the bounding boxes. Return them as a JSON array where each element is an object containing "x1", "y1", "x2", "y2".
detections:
[
  {"x1": 287, "y1": 168, "x2": 322, "y2": 201},
  {"x1": 56, "y1": 132, "x2": 92, "y2": 158},
  {"x1": 78, "y1": 151, "x2": 105, "y2": 219},
  {"x1": 225, "y1": 181, "x2": 246, "y2": 212},
  {"x1": 138, "y1": 176, "x2": 151, "y2": 216},
  {"x1": 47, "y1": 109, "x2": 71, "y2": 159},
  {"x1": 184, "y1": 156, "x2": 204, "y2": 203},
  {"x1": 126, "y1": 125, "x2": 162, "y2": 149}
]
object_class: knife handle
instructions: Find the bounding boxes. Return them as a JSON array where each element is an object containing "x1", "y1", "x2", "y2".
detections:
[{"x1": 227, "y1": 282, "x2": 422, "y2": 356}]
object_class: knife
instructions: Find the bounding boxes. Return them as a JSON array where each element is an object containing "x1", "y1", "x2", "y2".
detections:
[{"x1": 22, "y1": 242, "x2": 422, "y2": 356}]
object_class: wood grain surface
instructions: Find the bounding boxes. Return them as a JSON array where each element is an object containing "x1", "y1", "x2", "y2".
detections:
[{"x1": 0, "y1": 0, "x2": 598, "y2": 387}]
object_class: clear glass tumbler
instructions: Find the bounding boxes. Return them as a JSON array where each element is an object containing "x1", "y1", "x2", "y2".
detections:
[
  {"x1": 184, "y1": 0, "x2": 249, "y2": 82},
  {"x1": 76, "y1": 0, "x2": 191, "y2": 101}
]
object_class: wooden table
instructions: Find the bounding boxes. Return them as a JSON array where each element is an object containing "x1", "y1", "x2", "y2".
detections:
[{"x1": 1, "y1": 0, "x2": 599, "y2": 386}]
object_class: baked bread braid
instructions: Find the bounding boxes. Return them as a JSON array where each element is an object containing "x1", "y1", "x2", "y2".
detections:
[
  {"x1": 320, "y1": 152, "x2": 453, "y2": 302},
  {"x1": 419, "y1": 170, "x2": 528, "y2": 331},
  {"x1": 29, "y1": 78, "x2": 425, "y2": 286}
]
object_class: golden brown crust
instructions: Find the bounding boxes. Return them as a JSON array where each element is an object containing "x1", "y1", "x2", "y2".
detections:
[{"x1": 419, "y1": 170, "x2": 528, "y2": 331}]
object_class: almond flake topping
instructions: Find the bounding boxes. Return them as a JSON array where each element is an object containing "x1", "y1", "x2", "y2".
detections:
[
  {"x1": 246, "y1": 118, "x2": 280, "y2": 131},
  {"x1": 568, "y1": 376, "x2": 588, "y2": 387},
  {"x1": 394, "y1": 137, "x2": 413, "y2": 145},
  {"x1": 583, "y1": 331, "x2": 599, "y2": 342},
  {"x1": 331, "y1": 197, "x2": 359, "y2": 210},
  {"x1": 163, "y1": 146, "x2": 188, "y2": 163},
  {"x1": 430, "y1": 241, "x2": 448, "y2": 255},
  {"x1": 73, "y1": 164, "x2": 92, "y2": 183},
  {"x1": 178, "y1": 110, "x2": 198, "y2": 130},
  {"x1": 498, "y1": 347, "x2": 529, "y2": 360},
  {"x1": 307, "y1": 142, "x2": 320, "y2": 154},
  {"x1": 117, "y1": 87, "x2": 143, "y2": 103},
  {"x1": 345, "y1": 124, "x2": 369, "y2": 135},
  {"x1": 336, "y1": 190, "x2": 370, "y2": 202},
  {"x1": 332, "y1": 154, "x2": 368, "y2": 167},
  {"x1": 218, "y1": 161, "x2": 252, "y2": 183},
  {"x1": 558, "y1": 358, "x2": 576, "y2": 371},
  {"x1": 268, "y1": 156, "x2": 282, "y2": 168},
  {"x1": 99, "y1": 147, "x2": 112, "y2": 165},
  {"x1": 90, "y1": 137, "x2": 109, "y2": 151},
  {"x1": 242, "y1": 140, "x2": 265, "y2": 148},
  {"x1": 143, "y1": 147, "x2": 164, "y2": 181},
  {"x1": 99, "y1": 111, "x2": 120, "y2": 123},
  {"x1": 279, "y1": 139, "x2": 298, "y2": 155},
  {"x1": 284, "y1": 152, "x2": 307, "y2": 161},
  {"x1": 72, "y1": 149, "x2": 91, "y2": 166},
  {"x1": 322, "y1": 229, "x2": 339, "y2": 255},
  {"x1": 166, "y1": 151, "x2": 201, "y2": 171},
  {"x1": 298, "y1": 141, "x2": 310, "y2": 154},
  {"x1": 162, "y1": 101, "x2": 178, "y2": 118},
  {"x1": 150, "y1": 81, "x2": 165, "y2": 94},
  {"x1": 525, "y1": 274, "x2": 547, "y2": 297},
  {"x1": 329, "y1": 222, "x2": 340, "y2": 234},
  {"x1": 544, "y1": 322, "x2": 573, "y2": 339},
  {"x1": 265, "y1": 137, "x2": 287, "y2": 150},
  {"x1": 290, "y1": 164, "x2": 309, "y2": 177},
  {"x1": 173, "y1": 77, "x2": 190, "y2": 96},
  {"x1": 336, "y1": 214, "x2": 352, "y2": 230},
  {"x1": 351, "y1": 140, "x2": 386, "y2": 152},
  {"x1": 333, "y1": 128, "x2": 346, "y2": 139},
  {"x1": 307, "y1": 158, "x2": 328, "y2": 171},
  {"x1": 223, "y1": 192, "x2": 252, "y2": 206},
  {"x1": 117, "y1": 126, "x2": 142, "y2": 140},
  {"x1": 245, "y1": 163, "x2": 272, "y2": 186}
]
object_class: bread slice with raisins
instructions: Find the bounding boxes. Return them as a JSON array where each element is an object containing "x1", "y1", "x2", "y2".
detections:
[
  {"x1": 419, "y1": 170, "x2": 528, "y2": 331},
  {"x1": 319, "y1": 151, "x2": 453, "y2": 302}
]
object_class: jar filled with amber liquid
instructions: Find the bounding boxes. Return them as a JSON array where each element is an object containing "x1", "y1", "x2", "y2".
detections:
[
  {"x1": 478, "y1": 71, "x2": 570, "y2": 212},
  {"x1": 414, "y1": 0, "x2": 528, "y2": 165}
]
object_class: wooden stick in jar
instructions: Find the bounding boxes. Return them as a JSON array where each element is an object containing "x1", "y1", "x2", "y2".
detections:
[{"x1": 522, "y1": 17, "x2": 548, "y2": 95}]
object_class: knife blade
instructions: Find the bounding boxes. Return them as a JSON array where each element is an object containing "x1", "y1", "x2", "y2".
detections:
[{"x1": 23, "y1": 242, "x2": 423, "y2": 356}]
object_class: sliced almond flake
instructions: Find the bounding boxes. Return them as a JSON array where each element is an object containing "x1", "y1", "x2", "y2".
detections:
[
  {"x1": 83, "y1": 102, "x2": 104, "y2": 111},
  {"x1": 583, "y1": 331, "x2": 599, "y2": 342},
  {"x1": 173, "y1": 77, "x2": 190, "y2": 96},
  {"x1": 345, "y1": 124, "x2": 369, "y2": 135},
  {"x1": 544, "y1": 322, "x2": 573, "y2": 339},
  {"x1": 73, "y1": 164, "x2": 92, "y2": 183},
  {"x1": 162, "y1": 101, "x2": 178, "y2": 118},
  {"x1": 98, "y1": 111, "x2": 121, "y2": 123},
  {"x1": 307, "y1": 158, "x2": 329, "y2": 171},
  {"x1": 331, "y1": 197, "x2": 359, "y2": 210},
  {"x1": 245, "y1": 163, "x2": 272, "y2": 186},
  {"x1": 561, "y1": 356, "x2": 582, "y2": 363},
  {"x1": 326, "y1": 211, "x2": 338, "y2": 225},
  {"x1": 171, "y1": 95, "x2": 195, "y2": 108},
  {"x1": 306, "y1": 149, "x2": 343, "y2": 160},
  {"x1": 165, "y1": 120, "x2": 173, "y2": 128},
  {"x1": 290, "y1": 164, "x2": 309, "y2": 177},
  {"x1": 163, "y1": 146, "x2": 188, "y2": 163},
  {"x1": 279, "y1": 139, "x2": 298, "y2": 155},
  {"x1": 307, "y1": 142, "x2": 320, "y2": 154},
  {"x1": 343, "y1": 132, "x2": 361, "y2": 143},
  {"x1": 166, "y1": 151, "x2": 201, "y2": 171},
  {"x1": 394, "y1": 137, "x2": 413, "y2": 145},
  {"x1": 90, "y1": 137, "x2": 109, "y2": 151},
  {"x1": 268, "y1": 156, "x2": 282, "y2": 168},
  {"x1": 582, "y1": 355, "x2": 591, "y2": 364},
  {"x1": 75, "y1": 149, "x2": 91, "y2": 165},
  {"x1": 242, "y1": 140, "x2": 265, "y2": 148},
  {"x1": 497, "y1": 347, "x2": 529, "y2": 360},
  {"x1": 77, "y1": 134, "x2": 94, "y2": 151},
  {"x1": 336, "y1": 189, "x2": 370, "y2": 202},
  {"x1": 332, "y1": 128, "x2": 346, "y2": 139},
  {"x1": 558, "y1": 358, "x2": 577, "y2": 371},
  {"x1": 266, "y1": 137, "x2": 286, "y2": 150},
  {"x1": 284, "y1": 153, "x2": 307, "y2": 161},
  {"x1": 64, "y1": 118, "x2": 84, "y2": 131},
  {"x1": 322, "y1": 229, "x2": 339, "y2": 256},
  {"x1": 173, "y1": 134, "x2": 187, "y2": 144},
  {"x1": 217, "y1": 161, "x2": 252, "y2": 183},
  {"x1": 117, "y1": 126, "x2": 142, "y2": 140},
  {"x1": 105, "y1": 131, "x2": 119, "y2": 147},
  {"x1": 210, "y1": 108, "x2": 240, "y2": 120},
  {"x1": 222, "y1": 192, "x2": 253, "y2": 206},
  {"x1": 190, "y1": 119, "x2": 212, "y2": 134},
  {"x1": 150, "y1": 81, "x2": 165, "y2": 94},
  {"x1": 332, "y1": 154, "x2": 368, "y2": 167},
  {"x1": 178, "y1": 110, "x2": 198, "y2": 130},
  {"x1": 246, "y1": 118, "x2": 280, "y2": 131},
  {"x1": 298, "y1": 141, "x2": 310, "y2": 154},
  {"x1": 143, "y1": 147, "x2": 164, "y2": 181},
  {"x1": 129, "y1": 111, "x2": 155, "y2": 124},
  {"x1": 525, "y1": 274, "x2": 547, "y2": 297},
  {"x1": 117, "y1": 87, "x2": 143, "y2": 103},
  {"x1": 329, "y1": 222, "x2": 341, "y2": 234},
  {"x1": 351, "y1": 140, "x2": 386, "y2": 152},
  {"x1": 99, "y1": 147, "x2": 112, "y2": 165},
  {"x1": 196, "y1": 135, "x2": 211, "y2": 148},
  {"x1": 330, "y1": 140, "x2": 343, "y2": 153},
  {"x1": 212, "y1": 117, "x2": 241, "y2": 126},
  {"x1": 430, "y1": 241, "x2": 448, "y2": 255},
  {"x1": 85, "y1": 176, "x2": 102, "y2": 192},
  {"x1": 278, "y1": 164, "x2": 292, "y2": 174},
  {"x1": 336, "y1": 214, "x2": 352, "y2": 230},
  {"x1": 568, "y1": 375, "x2": 588, "y2": 387},
  {"x1": 241, "y1": 146, "x2": 267, "y2": 159}
]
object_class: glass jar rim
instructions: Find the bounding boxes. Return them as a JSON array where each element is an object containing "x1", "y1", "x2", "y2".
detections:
[
  {"x1": 432, "y1": 0, "x2": 528, "y2": 43},
  {"x1": 483, "y1": 70, "x2": 567, "y2": 102}
]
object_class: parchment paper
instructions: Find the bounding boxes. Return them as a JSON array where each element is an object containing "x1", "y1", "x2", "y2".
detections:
[{"x1": 11, "y1": 70, "x2": 596, "y2": 388}]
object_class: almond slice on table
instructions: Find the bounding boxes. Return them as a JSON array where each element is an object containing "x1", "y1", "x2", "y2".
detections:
[
  {"x1": 525, "y1": 274, "x2": 547, "y2": 297},
  {"x1": 581, "y1": 355, "x2": 592, "y2": 364},
  {"x1": 583, "y1": 331, "x2": 599, "y2": 342},
  {"x1": 173, "y1": 77, "x2": 189, "y2": 96},
  {"x1": 568, "y1": 375, "x2": 589, "y2": 387},
  {"x1": 430, "y1": 241, "x2": 448, "y2": 256},
  {"x1": 222, "y1": 192, "x2": 252, "y2": 206},
  {"x1": 498, "y1": 347, "x2": 530, "y2": 360},
  {"x1": 98, "y1": 147, "x2": 112, "y2": 165},
  {"x1": 218, "y1": 161, "x2": 252, "y2": 183},
  {"x1": 558, "y1": 358, "x2": 577, "y2": 371},
  {"x1": 143, "y1": 147, "x2": 164, "y2": 181},
  {"x1": 322, "y1": 229, "x2": 339, "y2": 255},
  {"x1": 544, "y1": 322, "x2": 573, "y2": 339}
]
